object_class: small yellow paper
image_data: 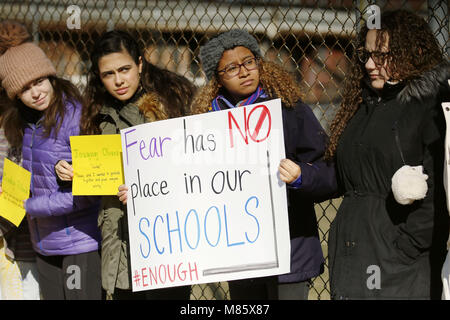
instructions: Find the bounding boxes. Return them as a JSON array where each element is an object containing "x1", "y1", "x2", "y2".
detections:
[
  {"x1": 70, "y1": 134, "x2": 124, "y2": 195},
  {"x1": 0, "y1": 158, "x2": 31, "y2": 226}
]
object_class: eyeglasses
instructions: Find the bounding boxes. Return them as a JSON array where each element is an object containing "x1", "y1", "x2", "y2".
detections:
[
  {"x1": 217, "y1": 57, "x2": 259, "y2": 78},
  {"x1": 356, "y1": 48, "x2": 390, "y2": 66}
]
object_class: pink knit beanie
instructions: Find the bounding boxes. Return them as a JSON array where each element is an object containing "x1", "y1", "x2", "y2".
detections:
[{"x1": 0, "y1": 21, "x2": 56, "y2": 99}]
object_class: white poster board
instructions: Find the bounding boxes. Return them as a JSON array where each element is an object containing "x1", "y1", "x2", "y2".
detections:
[{"x1": 121, "y1": 98, "x2": 290, "y2": 291}]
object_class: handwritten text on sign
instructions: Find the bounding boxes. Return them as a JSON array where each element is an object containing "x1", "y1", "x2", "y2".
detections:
[
  {"x1": 70, "y1": 134, "x2": 124, "y2": 195},
  {"x1": 121, "y1": 99, "x2": 290, "y2": 291}
]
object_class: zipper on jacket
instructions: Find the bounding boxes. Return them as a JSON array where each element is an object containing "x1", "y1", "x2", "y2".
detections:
[
  {"x1": 29, "y1": 118, "x2": 43, "y2": 149},
  {"x1": 29, "y1": 123, "x2": 35, "y2": 191},
  {"x1": 29, "y1": 121, "x2": 43, "y2": 250},
  {"x1": 29, "y1": 120, "x2": 42, "y2": 190}
]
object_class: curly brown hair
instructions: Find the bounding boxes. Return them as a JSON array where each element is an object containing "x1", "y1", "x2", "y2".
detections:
[
  {"x1": 190, "y1": 58, "x2": 303, "y2": 115},
  {"x1": 325, "y1": 10, "x2": 444, "y2": 160}
]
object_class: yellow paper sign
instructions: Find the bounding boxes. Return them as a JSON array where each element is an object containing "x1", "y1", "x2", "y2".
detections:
[
  {"x1": 0, "y1": 158, "x2": 31, "y2": 226},
  {"x1": 70, "y1": 134, "x2": 124, "y2": 195}
]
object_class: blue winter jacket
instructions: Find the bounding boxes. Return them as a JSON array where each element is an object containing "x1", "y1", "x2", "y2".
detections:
[{"x1": 22, "y1": 99, "x2": 101, "y2": 256}]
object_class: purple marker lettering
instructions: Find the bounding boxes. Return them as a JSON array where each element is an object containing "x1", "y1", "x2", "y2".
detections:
[{"x1": 124, "y1": 129, "x2": 137, "y2": 166}]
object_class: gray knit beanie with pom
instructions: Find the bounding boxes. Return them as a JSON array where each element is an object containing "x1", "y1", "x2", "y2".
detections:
[{"x1": 199, "y1": 29, "x2": 261, "y2": 81}]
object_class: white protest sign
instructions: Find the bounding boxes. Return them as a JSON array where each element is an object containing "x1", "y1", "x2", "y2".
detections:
[{"x1": 121, "y1": 98, "x2": 291, "y2": 291}]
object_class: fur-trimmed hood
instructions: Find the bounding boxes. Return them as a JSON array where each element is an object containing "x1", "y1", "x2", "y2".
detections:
[
  {"x1": 398, "y1": 60, "x2": 450, "y2": 104},
  {"x1": 137, "y1": 91, "x2": 168, "y2": 122}
]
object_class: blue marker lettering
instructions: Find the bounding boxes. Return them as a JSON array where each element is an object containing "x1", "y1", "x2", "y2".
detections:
[
  {"x1": 184, "y1": 209, "x2": 200, "y2": 250},
  {"x1": 204, "y1": 205, "x2": 221, "y2": 247},
  {"x1": 224, "y1": 204, "x2": 245, "y2": 247},
  {"x1": 167, "y1": 212, "x2": 183, "y2": 254},
  {"x1": 153, "y1": 215, "x2": 165, "y2": 254},
  {"x1": 244, "y1": 196, "x2": 260, "y2": 243}
]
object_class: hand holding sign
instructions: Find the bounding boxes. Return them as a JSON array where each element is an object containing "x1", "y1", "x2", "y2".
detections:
[
  {"x1": 278, "y1": 159, "x2": 301, "y2": 184},
  {"x1": 55, "y1": 160, "x2": 74, "y2": 181},
  {"x1": 117, "y1": 184, "x2": 128, "y2": 205}
]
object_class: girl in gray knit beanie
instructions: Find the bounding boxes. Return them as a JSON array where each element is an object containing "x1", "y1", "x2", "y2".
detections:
[{"x1": 191, "y1": 29, "x2": 337, "y2": 300}]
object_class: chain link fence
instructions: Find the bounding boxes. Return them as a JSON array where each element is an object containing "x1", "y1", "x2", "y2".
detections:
[{"x1": 1, "y1": 0, "x2": 448, "y2": 300}]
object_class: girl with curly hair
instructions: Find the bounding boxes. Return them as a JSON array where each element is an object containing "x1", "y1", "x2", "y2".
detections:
[
  {"x1": 326, "y1": 10, "x2": 450, "y2": 299},
  {"x1": 191, "y1": 29, "x2": 337, "y2": 300}
]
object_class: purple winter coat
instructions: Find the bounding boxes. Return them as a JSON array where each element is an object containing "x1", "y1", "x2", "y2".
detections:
[{"x1": 22, "y1": 99, "x2": 101, "y2": 256}]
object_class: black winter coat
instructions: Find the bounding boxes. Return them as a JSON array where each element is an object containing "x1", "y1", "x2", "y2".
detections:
[{"x1": 329, "y1": 62, "x2": 450, "y2": 299}]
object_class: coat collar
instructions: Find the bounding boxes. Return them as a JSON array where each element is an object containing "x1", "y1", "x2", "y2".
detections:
[
  {"x1": 20, "y1": 103, "x2": 44, "y2": 125},
  {"x1": 99, "y1": 90, "x2": 146, "y2": 128},
  {"x1": 362, "y1": 61, "x2": 450, "y2": 104},
  {"x1": 99, "y1": 90, "x2": 168, "y2": 126},
  {"x1": 210, "y1": 86, "x2": 267, "y2": 111},
  {"x1": 362, "y1": 77, "x2": 405, "y2": 102}
]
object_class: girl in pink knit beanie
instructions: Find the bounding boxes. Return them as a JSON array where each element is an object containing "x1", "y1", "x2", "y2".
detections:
[{"x1": 0, "y1": 20, "x2": 102, "y2": 300}]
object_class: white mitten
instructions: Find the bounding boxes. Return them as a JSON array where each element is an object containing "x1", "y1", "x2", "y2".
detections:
[{"x1": 391, "y1": 165, "x2": 428, "y2": 205}]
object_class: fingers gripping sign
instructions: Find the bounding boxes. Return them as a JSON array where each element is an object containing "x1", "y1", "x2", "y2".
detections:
[
  {"x1": 117, "y1": 184, "x2": 129, "y2": 205},
  {"x1": 278, "y1": 159, "x2": 301, "y2": 184},
  {"x1": 55, "y1": 160, "x2": 74, "y2": 181}
]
